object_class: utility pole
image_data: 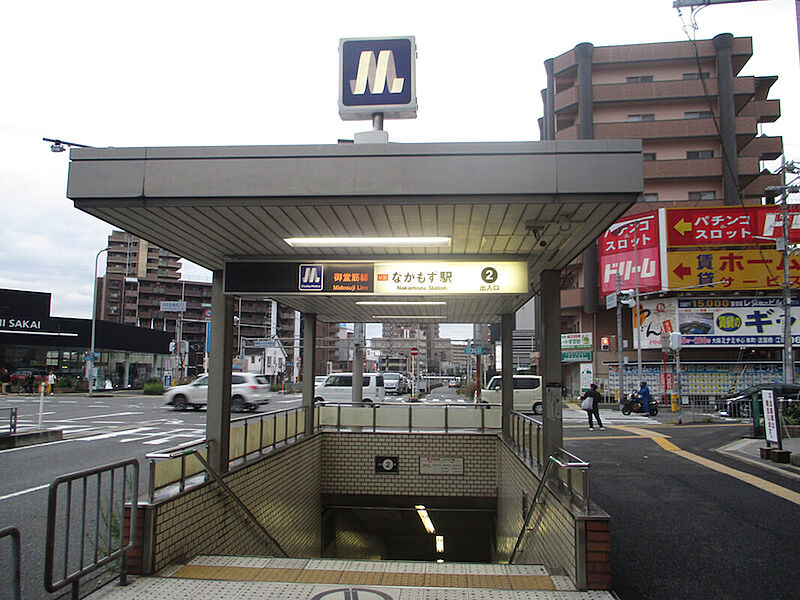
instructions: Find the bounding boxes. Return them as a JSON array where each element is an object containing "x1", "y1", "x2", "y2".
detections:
[{"x1": 616, "y1": 274, "x2": 624, "y2": 401}]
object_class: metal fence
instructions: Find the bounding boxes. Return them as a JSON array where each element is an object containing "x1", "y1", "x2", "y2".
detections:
[
  {"x1": 146, "y1": 407, "x2": 306, "y2": 502},
  {"x1": 45, "y1": 459, "x2": 138, "y2": 599},
  {"x1": 0, "y1": 407, "x2": 17, "y2": 435}
]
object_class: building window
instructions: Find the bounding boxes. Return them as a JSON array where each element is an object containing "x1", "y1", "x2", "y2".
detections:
[
  {"x1": 628, "y1": 113, "x2": 655, "y2": 122},
  {"x1": 643, "y1": 193, "x2": 659, "y2": 202},
  {"x1": 643, "y1": 153, "x2": 657, "y2": 161},
  {"x1": 626, "y1": 75, "x2": 653, "y2": 83},
  {"x1": 685, "y1": 110, "x2": 714, "y2": 119},
  {"x1": 683, "y1": 72, "x2": 710, "y2": 80},
  {"x1": 686, "y1": 150, "x2": 715, "y2": 159},
  {"x1": 689, "y1": 191, "x2": 716, "y2": 201}
]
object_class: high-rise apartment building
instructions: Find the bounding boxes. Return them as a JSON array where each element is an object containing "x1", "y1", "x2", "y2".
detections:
[
  {"x1": 540, "y1": 35, "x2": 784, "y2": 393},
  {"x1": 97, "y1": 231, "x2": 344, "y2": 379}
]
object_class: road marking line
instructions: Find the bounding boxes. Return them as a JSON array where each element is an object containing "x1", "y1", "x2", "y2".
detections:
[
  {"x1": 63, "y1": 411, "x2": 143, "y2": 421},
  {"x1": 79, "y1": 427, "x2": 156, "y2": 441},
  {"x1": 618, "y1": 425, "x2": 800, "y2": 506},
  {"x1": 0, "y1": 484, "x2": 49, "y2": 502}
]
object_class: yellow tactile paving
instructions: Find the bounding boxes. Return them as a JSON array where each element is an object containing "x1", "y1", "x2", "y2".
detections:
[
  {"x1": 380, "y1": 571, "x2": 426, "y2": 586},
  {"x1": 168, "y1": 558, "x2": 563, "y2": 590},
  {"x1": 423, "y1": 573, "x2": 469, "y2": 587},
  {"x1": 338, "y1": 570, "x2": 385, "y2": 585},
  {"x1": 252, "y1": 567, "x2": 301, "y2": 582},
  {"x1": 509, "y1": 575, "x2": 557, "y2": 590},
  {"x1": 294, "y1": 569, "x2": 343, "y2": 583},
  {"x1": 467, "y1": 574, "x2": 512, "y2": 588}
]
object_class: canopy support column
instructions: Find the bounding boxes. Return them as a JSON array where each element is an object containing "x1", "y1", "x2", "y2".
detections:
[
  {"x1": 302, "y1": 312, "x2": 316, "y2": 435},
  {"x1": 541, "y1": 269, "x2": 563, "y2": 459},
  {"x1": 501, "y1": 313, "x2": 514, "y2": 438},
  {"x1": 207, "y1": 271, "x2": 233, "y2": 475}
]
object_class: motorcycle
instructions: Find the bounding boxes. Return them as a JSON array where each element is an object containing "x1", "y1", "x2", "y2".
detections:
[{"x1": 620, "y1": 392, "x2": 658, "y2": 416}]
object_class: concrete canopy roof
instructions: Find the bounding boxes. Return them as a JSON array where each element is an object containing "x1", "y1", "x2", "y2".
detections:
[{"x1": 67, "y1": 140, "x2": 642, "y2": 323}]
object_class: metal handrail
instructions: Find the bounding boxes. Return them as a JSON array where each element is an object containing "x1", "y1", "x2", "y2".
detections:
[
  {"x1": 186, "y1": 449, "x2": 288, "y2": 557},
  {"x1": 146, "y1": 406, "x2": 306, "y2": 502},
  {"x1": 0, "y1": 527, "x2": 21, "y2": 600},
  {"x1": 0, "y1": 407, "x2": 17, "y2": 434},
  {"x1": 508, "y1": 451, "x2": 591, "y2": 564},
  {"x1": 317, "y1": 400, "x2": 502, "y2": 432},
  {"x1": 45, "y1": 459, "x2": 138, "y2": 599}
]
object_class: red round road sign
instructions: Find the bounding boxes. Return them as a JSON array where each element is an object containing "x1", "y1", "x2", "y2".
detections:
[{"x1": 410, "y1": 347, "x2": 419, "y2": 356}]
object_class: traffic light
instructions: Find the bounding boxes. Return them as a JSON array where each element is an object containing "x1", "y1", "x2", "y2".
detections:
[{"x1": 601, "y1": 336, "x2": 610, "y2": 351}]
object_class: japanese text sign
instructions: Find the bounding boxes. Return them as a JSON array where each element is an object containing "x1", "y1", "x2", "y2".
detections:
[{"x1": 665, "y1": 206, "x2": 800, "y2": 247}]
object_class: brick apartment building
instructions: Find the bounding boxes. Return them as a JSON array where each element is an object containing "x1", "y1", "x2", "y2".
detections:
[{"x1": 540, "y1": 34, "x2": 787, "y2": 395}]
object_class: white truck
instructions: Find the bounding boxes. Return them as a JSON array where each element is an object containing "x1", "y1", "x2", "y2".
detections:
[{"x1": 477, "y1": 374, "x2": 543, "y2": 415}]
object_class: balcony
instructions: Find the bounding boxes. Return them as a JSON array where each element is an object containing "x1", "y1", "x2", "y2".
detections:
[
  {"x1": 741, "y1": 135, "x2": 783, "y2": 161},
  {"x1": 642, "y1": 156, "x2": 761, "y2": 182},
  {"x1": 560, "y1": 287, "x2": 584, "y2": 309},
  {"x1": 738, "y1": 99, "x2": 780, "y2": 123},
  {"x1": 741, "y1": 171, "x2": 782, "y2": 198}
]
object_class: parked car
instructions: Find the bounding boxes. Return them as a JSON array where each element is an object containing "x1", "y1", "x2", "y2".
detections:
[
  {"x1": 477, "y1": 374, "x2": 543, "y2": 415},
  {"x1": 314, "y1": 372, "x2": 385, "y2": 404},
  {"x1": 164, "y1": 372, "x2": 271, "y2": 412}
]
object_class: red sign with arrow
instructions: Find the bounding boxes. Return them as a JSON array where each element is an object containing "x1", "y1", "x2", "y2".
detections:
[{"x1": 665, "y1": 206, "x2": 800, "y2": 247}]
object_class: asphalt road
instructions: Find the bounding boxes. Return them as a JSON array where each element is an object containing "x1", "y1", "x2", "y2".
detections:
[{"x1": 564, "y1": 416, "x2": 800, "y2": 600}]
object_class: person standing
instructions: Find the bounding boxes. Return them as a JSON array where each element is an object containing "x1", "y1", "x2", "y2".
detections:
[
  {"x1": 638, "y1": 380, "x2": 652, "y2": 417},
  {"x1": 23, "y1": 372, "x2": 35, "y2": 394},
  {"x1": 0, "y1": 368, "x2": 9, "y2": 395},
  {"x1": 46, "y1": 370, "x2": 57, "y2": 395},
  {"x1": 581, "y1": 383, "x2": 604, "y2": 430}
]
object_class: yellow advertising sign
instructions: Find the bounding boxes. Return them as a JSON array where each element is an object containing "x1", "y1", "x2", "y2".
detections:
[{"x1": 666, "y1": 249, "x2": 799, "y2": 291}]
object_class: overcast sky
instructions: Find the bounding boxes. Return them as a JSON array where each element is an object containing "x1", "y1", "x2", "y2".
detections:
[{"x1": 2, "y1": 0, "x2": 798, "y2": 341}]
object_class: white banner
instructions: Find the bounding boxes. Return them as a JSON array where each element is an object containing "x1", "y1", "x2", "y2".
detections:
[
  {"x1": 635, "y1": 296, "x2": 800, "y2": 349},
  {"x1": 763, "y1": 390, "x2": 779, "y2": 444}
]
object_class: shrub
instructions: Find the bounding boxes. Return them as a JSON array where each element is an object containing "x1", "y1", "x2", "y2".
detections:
[
  {"x1": 783, "y1": 402, "x2": 800, "y2": 426},
  {"x1": 54, "y1": 376, "x2": 75, "y2": 389},
  {"x1": 143, "y1": 381, "x2": 165, "y2": 395}
]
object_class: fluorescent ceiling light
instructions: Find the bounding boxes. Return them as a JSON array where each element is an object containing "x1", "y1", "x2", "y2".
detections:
[
  {"x1": 415, "y1": 505, "x2": 436, "y2": 534},
  {"x1": 373, "y1": 315, "x2": 446, "y2": 320},
  {"x1": 435, "y1": 535, "x2": 445, "y2": 553},
  {"x1": 356, "y1": 301, "x2": 446, "y2": 306},
  {"x1": 284, "y1": 236, "x2": 451, "y2": 248}
]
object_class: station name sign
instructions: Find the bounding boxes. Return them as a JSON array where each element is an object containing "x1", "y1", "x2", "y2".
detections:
[{"x1": 224, "y1": 261, "x2": 528, "y2": 295}]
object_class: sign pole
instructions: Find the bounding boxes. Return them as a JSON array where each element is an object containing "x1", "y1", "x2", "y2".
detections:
[
  {"x1": 780, "y1": 159, "x2": 795, "y2": 384},
  {"x1": 616, "y1": 274, "x2": 625, "y2": 401}
]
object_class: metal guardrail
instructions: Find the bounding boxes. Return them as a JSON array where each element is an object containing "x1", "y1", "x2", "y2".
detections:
[
  {"x1": 511, "y1": 411, "x2": 544, "y2": 467},
  {"x1": 45, "y1": 459, "x2": 138, "y2": 599},
  {"x1": 508, "y1": 449, "x2": 591, "y2": 564},
  {"x1": 0, "y1": 526, "x2": 21, "y2": 600},
  {"x1": 0, "y1": 407, "x2": 18, "y2": 435},
  {"x1": 146, "y1": 407, "x2": 305, "y2": 502},
  {"x1": 317, "y1": 400, "x2": 501, "y2": 432}
]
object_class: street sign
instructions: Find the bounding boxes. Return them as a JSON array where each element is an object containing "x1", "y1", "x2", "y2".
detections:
[
  {"x1": 410, "y1": 347, "x2": 419, "y2": 356},
  {"x1": 253, "y1": 339, "x2": 279, "y2": 349},
  {"x1": 201, "y1": 302, "x2": 212, "y2": 308},
  {"x1": 160, "y1": 301, "x2": 187, "y2": 312},
  {"x1": 666, "y1": 249, "x2": 798, "y2": 291},
  {"x1": 203, "y1": 308, "x2": 211, "y2": 319},
  {"x1": 561, "y1": 350, "x2": 592, "y2": 363},
  {"x1": 464, "y1": 346, "x2": 483, "y2": 355}
]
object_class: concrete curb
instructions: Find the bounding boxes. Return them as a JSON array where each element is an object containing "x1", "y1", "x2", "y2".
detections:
[{"x1": 0, "y1": 428, "x2": 63, "y2": 449}]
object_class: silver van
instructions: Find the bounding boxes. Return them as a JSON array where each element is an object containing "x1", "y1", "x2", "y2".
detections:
[{"x1": 314, "y1": 372, "x2": 385, "y2": 404}]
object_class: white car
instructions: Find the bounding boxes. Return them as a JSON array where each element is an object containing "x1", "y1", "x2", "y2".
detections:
[
  {"x1": 314, "y1": 372, "x2": 385, "y2": 404},
  {"x1": 165, "y1": 372, "x2": 271, "y2": 412},
  {"x1": 478, "y1": 374, "x2": 543, "y2": 415}
]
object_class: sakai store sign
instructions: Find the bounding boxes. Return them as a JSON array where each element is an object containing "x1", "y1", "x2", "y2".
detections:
[{"x1": 224, "y1": 261, "x2": 527, "y2": 295}]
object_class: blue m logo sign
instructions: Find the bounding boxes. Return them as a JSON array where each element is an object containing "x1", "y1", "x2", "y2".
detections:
[{"x1": 299, "y1": 265, "x2": 323, "y2": 291}]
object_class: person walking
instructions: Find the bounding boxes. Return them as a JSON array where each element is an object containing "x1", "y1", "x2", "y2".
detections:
[
  {"x1": 46, "y1": 370, "x2": 57, "y2": 395},
  {"x1": 23, "y1": 372, "x2": 35, "y2": 394},
  {"x1": 580, "y1": 383, "x2": 604, "y2": 430},
  {"x1": 638, "y1": 380, "x2": 652, "y2": 417},
  {"x1": 0, "y1": 368, "x2": 9, "y2": 395}
]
